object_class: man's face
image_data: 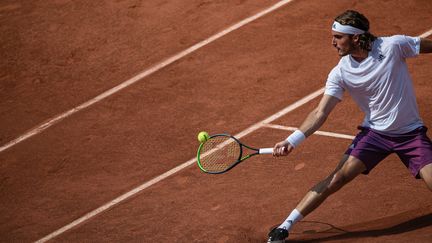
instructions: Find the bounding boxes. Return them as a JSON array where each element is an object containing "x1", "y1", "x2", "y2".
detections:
[{"x1": 331, "y1": 31, "x2": 355, "y2": 56}]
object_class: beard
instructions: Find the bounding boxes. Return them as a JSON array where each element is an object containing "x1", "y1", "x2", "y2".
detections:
[{"x1": 335, "y1": 43, "x2": 357, "y2": 57}]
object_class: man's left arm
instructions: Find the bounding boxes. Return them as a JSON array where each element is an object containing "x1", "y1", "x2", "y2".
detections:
[{"x1": 420, "y1": 38, "x2": 432, "y2": 53}]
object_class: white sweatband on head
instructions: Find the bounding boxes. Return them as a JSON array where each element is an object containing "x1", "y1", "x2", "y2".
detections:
[
  {"x1": 286, "y1": 130, "x2": 306, "y2": 148},
  {"x1": 332, "y1": 21, "x2": 365, "y2": 35}
]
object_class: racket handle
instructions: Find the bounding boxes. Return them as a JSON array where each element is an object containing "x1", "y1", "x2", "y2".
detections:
[{"x1": 259, "y1": 148, "x2": 274, "y2": 154}]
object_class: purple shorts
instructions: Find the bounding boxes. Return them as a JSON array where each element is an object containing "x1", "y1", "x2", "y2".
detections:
[{"x1": 345, "y1": 126, "x2": 432, "y2": 178}]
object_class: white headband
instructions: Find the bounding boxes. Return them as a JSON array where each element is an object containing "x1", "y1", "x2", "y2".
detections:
[{"x1": 332, "y1": 21, "x2": 365, "y2": 35}]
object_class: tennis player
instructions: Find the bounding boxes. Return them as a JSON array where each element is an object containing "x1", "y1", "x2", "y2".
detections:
[{"x1": 267, "y1": 10, "x2": 432, "y2": 242}]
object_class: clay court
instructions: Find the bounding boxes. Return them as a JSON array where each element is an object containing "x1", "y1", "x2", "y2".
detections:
[{"x1": 1, "y1": 0, "x2": 432, "y2": 242}]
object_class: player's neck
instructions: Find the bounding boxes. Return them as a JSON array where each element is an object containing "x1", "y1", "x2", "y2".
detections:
[{"x1": 350, "y1": 48, "x2": 369, "y2": 63}]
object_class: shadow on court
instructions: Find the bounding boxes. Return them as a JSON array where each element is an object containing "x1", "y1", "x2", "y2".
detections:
[{"x1": 287, "y1": 213, "x2": 432, "y2": 242}]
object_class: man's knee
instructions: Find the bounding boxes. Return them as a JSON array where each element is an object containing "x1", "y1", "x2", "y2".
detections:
[
  {"x1": 328, "y1": 172, "x2": 347, "y2": 192},
  {"x1": 311, "y1": 157, "x2": 365, "y2": 194},
  {"x1": 311, "y1": 175, "x2": 332, "y2": 194},
  {"x1": 311, "y1": 172, "x2": 347, "y2": 195}
]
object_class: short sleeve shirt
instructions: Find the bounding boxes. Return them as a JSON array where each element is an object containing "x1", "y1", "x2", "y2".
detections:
[{"x1": 325, "y1": 35, "x2": 423, "y2": 134}]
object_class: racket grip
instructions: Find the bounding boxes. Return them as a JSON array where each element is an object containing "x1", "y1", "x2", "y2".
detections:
[{"x1": 259, "y1": 148, "x2": 274, "y2": 154}]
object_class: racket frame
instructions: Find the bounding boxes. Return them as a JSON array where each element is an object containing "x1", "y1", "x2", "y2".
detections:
[{"x1": 196, "y1": 133, "x2": 263, "y2": 174}]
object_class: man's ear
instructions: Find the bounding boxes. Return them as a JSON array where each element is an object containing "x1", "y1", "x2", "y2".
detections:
[{"x1": 352, "y1": 34, "x2": 360, "y2": 45}]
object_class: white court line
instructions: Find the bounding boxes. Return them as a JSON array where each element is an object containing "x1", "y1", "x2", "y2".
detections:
[
  {"x1": 236, "y1": 87, "x2": 325, "y2": 138},
  {"x1": 0, "y1": 0, "x2": 296, "y2": 154},
  {"x1": 263, "y1": 124, "x2": 355, "y2": 140},
  {"x1": 420, "y1": 29, "x2": 432, "y2": 38}
]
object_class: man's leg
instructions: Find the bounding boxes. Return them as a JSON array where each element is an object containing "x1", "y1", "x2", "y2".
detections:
[
  {"x1": 419, "y1": 163, "x2": 432, "y2": 191},
  {"x1": 296, "y1": 155, "x2": 366, "y2": 217},
  {"x1": 268, "y1": 155, "x2": 367, "y2": 242}
]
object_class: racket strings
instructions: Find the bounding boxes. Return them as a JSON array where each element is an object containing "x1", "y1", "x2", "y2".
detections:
[{"x1": 199, "y1": 136, "x2": 241, "y2": 172}]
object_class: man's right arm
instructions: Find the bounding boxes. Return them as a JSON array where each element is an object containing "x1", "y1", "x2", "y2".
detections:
[
  {"x1": 273, "y1": 94, "x2": 340, "y2": 156},
  {"x1": 299, "y1": 94, "x2": 340, "y2": 137}
]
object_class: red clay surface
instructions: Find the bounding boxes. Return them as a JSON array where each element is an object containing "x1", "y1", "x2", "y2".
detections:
[{"x1": 1, "y1": 0, "x2": 432, "y2": 242}]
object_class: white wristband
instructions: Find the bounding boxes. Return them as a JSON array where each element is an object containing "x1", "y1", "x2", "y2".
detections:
[{"x1": 286, "y1": 130, "x2": 306, "y2": 148}]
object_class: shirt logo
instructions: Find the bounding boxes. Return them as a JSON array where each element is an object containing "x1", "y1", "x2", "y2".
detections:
[{"x1": 378, "y1": 53, "x2": 386, "y2": 62}]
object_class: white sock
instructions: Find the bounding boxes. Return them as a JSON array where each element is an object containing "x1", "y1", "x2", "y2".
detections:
[{"x1": 278, "y1": 209, "x2": 303, "y2": 231}]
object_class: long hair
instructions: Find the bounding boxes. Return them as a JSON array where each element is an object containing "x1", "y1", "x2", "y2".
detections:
[{"x1": 335, "y1": 10, "x2": 377, "y2": 51}]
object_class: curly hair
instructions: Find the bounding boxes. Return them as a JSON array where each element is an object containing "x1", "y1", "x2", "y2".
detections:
[{"x1": 335, "y1": 10, "x2": 377, "y2": 51}]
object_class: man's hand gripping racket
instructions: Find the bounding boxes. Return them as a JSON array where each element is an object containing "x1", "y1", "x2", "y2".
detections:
[
  {"x1": 196, "y1": 133, "x2": 277, "y2": 174},
  {"x1": 273, "y1": 140, "x2": 294, "y2": 157}
]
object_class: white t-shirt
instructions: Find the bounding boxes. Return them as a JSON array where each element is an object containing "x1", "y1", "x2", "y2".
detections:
[{"x1": 325, "y1": 35, "x2": 423, "y2": 135}]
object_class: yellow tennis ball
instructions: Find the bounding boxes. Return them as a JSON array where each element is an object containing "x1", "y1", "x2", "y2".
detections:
[{"x1": 197, "y1": 131, "x2": 209, "y2": 143}]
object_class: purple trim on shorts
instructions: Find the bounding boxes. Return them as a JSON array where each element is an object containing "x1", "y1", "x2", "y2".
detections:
[{"x1": 345, "y1": 126, "x2": 432, "y2": 178}]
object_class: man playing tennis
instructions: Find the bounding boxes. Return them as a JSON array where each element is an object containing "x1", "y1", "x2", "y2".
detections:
[{"x1": 268, "y1": 10, "x2": 432, "y2": 242}]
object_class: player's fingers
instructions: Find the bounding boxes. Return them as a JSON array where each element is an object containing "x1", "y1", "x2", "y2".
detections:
[
  {"x1": 273, "y1": 147, "x2": 280, "y2": 157},
  {"x1": 280, "y1": 147, "x2": 286, "y2": 155},
  {"x1": 273, "y1": 146, "x2": 285, "y2": 157},
  {"x1": 273, "y1": 140, "x2": 291, "y2": 156},
  {"x1": 273, "y1": 147, "x2": 282, "y2": 156},
  {"x1": 273, "y1": 144, "x2": 281, "y2": 156},
  {"x1": 283, "y1": 146, "x2": 291, "y2": 156}
]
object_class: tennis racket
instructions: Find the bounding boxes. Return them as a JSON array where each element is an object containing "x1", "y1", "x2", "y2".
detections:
[{"x1": 196, "y1": 133, "x2": 273, "y2": 174}]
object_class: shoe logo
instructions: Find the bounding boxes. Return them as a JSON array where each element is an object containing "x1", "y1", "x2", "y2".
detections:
[{"x1": 377, "y1": 53, "x2": 386, "y2": 62}]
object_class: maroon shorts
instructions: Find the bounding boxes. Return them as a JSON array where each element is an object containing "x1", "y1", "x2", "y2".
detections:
[{"x1": 345, "y1": 126, "x2": 432, "y2": 178}]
